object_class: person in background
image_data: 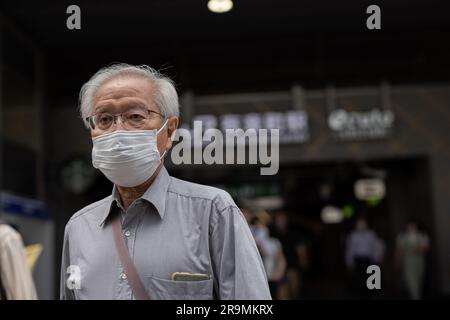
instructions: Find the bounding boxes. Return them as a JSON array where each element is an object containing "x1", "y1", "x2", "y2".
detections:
[
  {"x1": 251, "y1": 210, "x2": 287, "y2": 299},
  {"x1": 294, "y1": 240, "x2": 310, "y2": 299},
  {"x1": 345, "y1": 217, "x2": 384, "y2": 298},
  {"x1": 395, "y1": 221, "x2": 429, "y2": 300},
  {"x1": 0, "y1": 220, "x2": 38, "y2": 300},
  {"x1": 241, "y1": 207, "x2": 256, "y2": 234},
  {"x1": 272, "y1": 211, "x2": 299, "y2": 299}
]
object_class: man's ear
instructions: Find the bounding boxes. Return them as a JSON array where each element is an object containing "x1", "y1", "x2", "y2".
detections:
[{"x1": 165, "y1": 116, "x2": 179, "y2": 149}]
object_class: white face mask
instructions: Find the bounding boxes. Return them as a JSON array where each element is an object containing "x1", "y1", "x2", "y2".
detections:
[{"x1": 91, "y1": 119, "x2": 168, "y2": 187}]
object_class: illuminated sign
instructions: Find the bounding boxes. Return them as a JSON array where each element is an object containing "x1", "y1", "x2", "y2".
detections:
[
  {"x1": 0, "y1": 192, "x2": 49, "y2": 220},
  {"x1": 328, "y1": 108, "x2": 395, "y2": 140},
  {"x1": 321, "y1": 206, "x2": 344, "y2": 224},
  {"x1": 184, "y1": 110, "x2": 309, "y2": 145},
  {"x1": 354, "y1": 178, "x2": 386, "y2": 201}
]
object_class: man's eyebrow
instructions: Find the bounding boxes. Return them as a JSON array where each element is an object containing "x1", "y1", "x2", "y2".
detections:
[
  {"x1": 93, "y1": 104, "x2": 111, "y2": 113},
  {"x1": 126, "y1": 101, "x2": 147, "y2": 108},
  {"x1": 94, "y1": 101, "x2": 148, "y2": 113}
]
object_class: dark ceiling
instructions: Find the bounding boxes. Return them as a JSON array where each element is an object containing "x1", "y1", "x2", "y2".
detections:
[
  {"x1": 2, "y1": 0, "x2": 450, "y2": 45},
  {"x1": 1, "y1": 0, "x2": 450, "y2": 100}
]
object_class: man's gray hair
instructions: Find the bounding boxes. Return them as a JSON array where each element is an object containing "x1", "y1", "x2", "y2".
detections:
[{"x1": 79, "y1": 63, "x2": 179, "y2": 128}]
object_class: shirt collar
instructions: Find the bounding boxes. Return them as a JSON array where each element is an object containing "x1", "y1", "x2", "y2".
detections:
[{"x1": 99, "y1": 166, "x2": 170, "y2": 226}]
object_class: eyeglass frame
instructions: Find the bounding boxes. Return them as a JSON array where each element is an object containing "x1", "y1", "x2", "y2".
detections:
[{"x1": 85, "y1": 107, "x2": 166, "y2": 131}]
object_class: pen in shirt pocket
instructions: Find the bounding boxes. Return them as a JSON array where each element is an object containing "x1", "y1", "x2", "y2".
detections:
[{"x1": 171, "y1": 272, "x2": 211, "y2": 281}]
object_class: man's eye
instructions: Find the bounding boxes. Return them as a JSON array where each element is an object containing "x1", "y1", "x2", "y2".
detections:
[
  {"x1": 128, "y1": 114, "x2": 146, "y2": 121},
  {"x1": 98, "y1": 114, "x2": 113, "y2": 124}
]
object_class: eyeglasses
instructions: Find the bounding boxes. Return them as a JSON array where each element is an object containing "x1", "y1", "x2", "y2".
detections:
[{"x1": 86, "y1": 107, "x2": 165, "y2": 131}]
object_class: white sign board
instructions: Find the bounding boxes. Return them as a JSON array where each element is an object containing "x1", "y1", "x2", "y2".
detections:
[
  {"x1": 321, "y1": 206, "x2": 344, "y2": 224},
  {"x1": 328, "y1": 108, "x2": 395, "y2": 140},
  {"x1": 354, "y1": 179, "x2": 386, "y2": 201}
]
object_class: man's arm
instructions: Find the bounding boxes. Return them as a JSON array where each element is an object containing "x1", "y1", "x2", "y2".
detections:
[
  {"x1": 60, "y1": 225, "x2": 75, "y2": 300},
  {"x1": 0, "y1": 225, "x2": 37, "y2": 300},
  {"x1": 209, "y1": 206, "x2": 272, "y2": 300}
]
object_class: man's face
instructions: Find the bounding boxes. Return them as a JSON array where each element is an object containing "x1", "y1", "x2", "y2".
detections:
[
  {"x1": 91, "y1": 76, "x2": 178, "y2": 157},
  {"x1": 356, "y1": 218, "x2": 367, "y2": 230},
  {"x1": 274, "y1": 212, "x2": 287, "y2": 231}
]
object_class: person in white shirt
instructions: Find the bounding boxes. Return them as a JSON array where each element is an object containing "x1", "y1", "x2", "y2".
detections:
[
  {"x1": 250, "y1": 210, "x2": 287, "y2": 299},
  {"x1": 396, "y1": 221, "x2": 429, "y2": 300},
  {"x1": 0, "y1": 221, "x2": 38, "y2": 300}
]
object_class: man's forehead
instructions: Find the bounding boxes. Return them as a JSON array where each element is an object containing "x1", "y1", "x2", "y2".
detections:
[
  {"x1": 94, "y1": 77, "x2": 155, "y2": 107},
  {"x1": 97, "y1": 76, "x2": 154, "y2": 93}
]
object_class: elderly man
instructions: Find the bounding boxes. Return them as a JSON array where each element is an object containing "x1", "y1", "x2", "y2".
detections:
[{"x1": 60, "y1": 63, "x2": 271, "y2": 300}]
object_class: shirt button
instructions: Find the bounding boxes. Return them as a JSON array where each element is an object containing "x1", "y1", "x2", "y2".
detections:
[
  {"x1": 120, "y1": 273, "x2": 127, "y2": 280},
  {"x1": 124, "y1": 230, "x2": 131, "y2": 237}
]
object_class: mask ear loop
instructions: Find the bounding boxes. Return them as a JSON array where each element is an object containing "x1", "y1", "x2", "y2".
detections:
[
  {"x1": 159, "y1": 149, "x2": 167, "y2": 160},
  {"x1": 157, "y1": 118, "x2": 171, "y2": 160},
  {"x1": 162, "y1": 128, "x2": 178, "y2": 160},
  {"x1": 156, "y1": 118, "x2": 169, "y2": 134}
]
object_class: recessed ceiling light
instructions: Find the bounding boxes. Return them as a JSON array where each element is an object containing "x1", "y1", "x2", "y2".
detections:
[{"x1": 208, "y1": 0, "x2": 233, "y2": 14}]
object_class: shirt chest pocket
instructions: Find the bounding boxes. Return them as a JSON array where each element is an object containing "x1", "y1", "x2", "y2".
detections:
[{"x1": 145, "y1": 276, "x2": 213, "y2": 300}]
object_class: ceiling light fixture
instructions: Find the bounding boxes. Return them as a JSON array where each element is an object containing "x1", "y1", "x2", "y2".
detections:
[{"x1": 207, "y1": 0, "x2": 233, "y2": 14}]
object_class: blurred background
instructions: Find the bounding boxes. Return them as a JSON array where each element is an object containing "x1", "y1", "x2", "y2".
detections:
[{"x1": 0, "y1": 0, "x2": 449, "y2": 300}]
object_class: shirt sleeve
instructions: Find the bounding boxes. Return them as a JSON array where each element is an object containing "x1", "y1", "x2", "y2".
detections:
[
  {"x1": 60, "y1": 224, "x2": 75, "y2": 300},
  {"x1": 209, "y1": 205, "x2": 272, "y2": 300},
  {"x1": 0, "y1": 226, "x2": 38, "y2": 300}
]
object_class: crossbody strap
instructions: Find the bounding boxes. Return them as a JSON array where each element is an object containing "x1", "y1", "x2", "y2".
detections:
[{"x1": 111, "y1": 214, "x2": 150, "y2": 300}]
